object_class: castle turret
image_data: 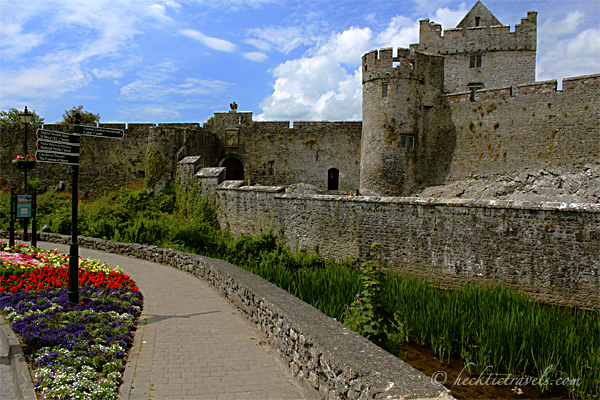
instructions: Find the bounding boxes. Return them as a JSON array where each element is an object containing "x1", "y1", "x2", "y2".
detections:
[{"x1": 360, "y1": 48, "x2": 445, "y2": 196}]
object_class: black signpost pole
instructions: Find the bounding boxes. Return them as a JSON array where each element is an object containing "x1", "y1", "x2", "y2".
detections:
[
  {"x1": 9, "y1": 187, "x2": 15, "y2": 247},
  {"x1": 68, "y1": 114, "x2": 81, "y2": 304},
  {"x1": 31, "y1": 188, "x2": 37, "y2": 248}
]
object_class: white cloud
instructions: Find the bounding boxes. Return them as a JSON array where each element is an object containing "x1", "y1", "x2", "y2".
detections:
[
  {"x1": 243, "y1": 52, "x2": 269, "y2": 62},
  {"x1": 149, "y1": 3, "x2": 174, "y2": 23},
  {"x1": 257, "y1": 37, "x2": 365, "y2": 121},
  {"x1": 538, "y1": 12, "x2": 600, "y2": 82},
  {"x1": 1, "y1": 63, "x2": 92, "y2": 103},
  {"x1": 375, "y1": 15, "x2": 419, "y2": 49},
  {"x1": 245, "y1": 26, "x2": 313, "y2": 54},
  {"x1": 0, "y1": 0, "x2": 184, "y2": 107},
  {"x1": 92, "y1": 68, "x2": 124, "y2": 79},
  {"x1": 540, "y1": 11, "x2": 585, "y2": 39},
  {"x1": 0, "y1": 23, "x2": 46, "y2": 59},
  {"x1": 179, "y1": 29, "x2": 237, "y2": 52},
  {"x1": 429, "y1": 4, "x2": 469, "y2": 29},
  {"x1": 118, "y1": 61, "x2": 231, "y2": 102},
  {"x1": 313, "y1": 27, "x2": 373, "y2": 65}
]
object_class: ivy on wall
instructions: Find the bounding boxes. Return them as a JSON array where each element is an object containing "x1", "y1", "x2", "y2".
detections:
[{"x1": 145, "y1": 147, "x2": 166, "y2": 189}]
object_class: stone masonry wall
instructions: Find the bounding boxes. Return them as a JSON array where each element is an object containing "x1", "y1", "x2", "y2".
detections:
[
  {"x1": 216, "y1": 186, "x2": 600, "y2": 309},
  {"x1": 210, "y1": 112, "x2": 362, "y2": 192},
  {"x1": 441, "y1": 74, "x2": 600, "y2": 185},
  {"x1": 0, "y1": 123, "x2": 212, "y2": 197},
  {"x1": 5, "y1": 232, "x2": 450, "y2": 400},
  {"x1": 1, "y1": 124, "x2": 149, "y2": 196}
]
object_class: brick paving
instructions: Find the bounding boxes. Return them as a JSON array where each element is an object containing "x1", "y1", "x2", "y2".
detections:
[{"x1": 33, "y1": 242, "x2": 317, "y2": 400}]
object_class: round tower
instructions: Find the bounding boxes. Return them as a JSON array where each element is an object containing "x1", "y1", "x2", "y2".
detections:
[{"x1": 360, "y1": 47, "x2": 444, "y2": 196}]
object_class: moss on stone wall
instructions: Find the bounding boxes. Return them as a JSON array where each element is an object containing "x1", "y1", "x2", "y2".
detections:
[{"x1": 145, "y1": 147, "x2": 166, "y2": 189}]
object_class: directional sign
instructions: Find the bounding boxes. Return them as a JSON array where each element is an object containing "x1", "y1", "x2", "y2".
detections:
[
  {"x1": 36, "y1": 140, "x2": 80, "y2": 155},
  {"x1": 36, "y1": 129, "x2": 80, "y2": 144},
  {"x1": 35, "y1": 151, "x2": 79, "y2": 165},
  {"x1": 75, "y1": 125, "x2": 124, "y2": 139}
]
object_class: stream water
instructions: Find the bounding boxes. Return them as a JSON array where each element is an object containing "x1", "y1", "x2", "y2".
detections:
[{"x1": 401, "y1": 342, "x2": 574, "y2": 399}]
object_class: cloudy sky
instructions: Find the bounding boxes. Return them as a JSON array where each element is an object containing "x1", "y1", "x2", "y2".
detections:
[{"x1": 1, "y1": 0, "x2": 598, "y2": 124}]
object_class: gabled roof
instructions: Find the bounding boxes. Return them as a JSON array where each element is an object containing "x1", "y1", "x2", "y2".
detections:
[{"x1": 455, "y1": 1, "x2": 502, "y2": 28}]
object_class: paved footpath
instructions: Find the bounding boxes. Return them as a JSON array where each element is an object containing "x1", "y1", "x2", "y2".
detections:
[
  {"x1": 0, "y1": 337, "x2": 15, "y2": 400},
  {"x1": 32, "y1": 242, "x2": 318, "y2": 400}
]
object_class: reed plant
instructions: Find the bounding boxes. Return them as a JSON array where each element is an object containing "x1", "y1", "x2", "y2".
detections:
[{"x1": 385, "y1": 274, "x2": 599, "y2": 399}]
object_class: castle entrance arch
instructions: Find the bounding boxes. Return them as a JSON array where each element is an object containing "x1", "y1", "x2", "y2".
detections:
[
  {"x1": 221, "y1": 156, "x2": 244, "y2": 181},
  {"x1": 328, "y1": 168, "x2": 339, "y2": 191}
]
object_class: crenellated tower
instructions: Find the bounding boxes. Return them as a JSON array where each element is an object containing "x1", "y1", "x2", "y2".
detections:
[
  {"x1": 414, "y1": 0, "x2": 537, "y2": 94},
  {"x1": 360, "y1": 47, "x2": 446, "y2": 196}
]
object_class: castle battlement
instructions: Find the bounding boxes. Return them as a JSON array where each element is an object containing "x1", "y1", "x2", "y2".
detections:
[
  {"x1": 443, "y1": 73, "x2": 600, "y2": 103},
  {"x1": 419, "y1": 17, "x2": 536, "y2": 54},
  {"x1": 362, "y1": 47, "x2": 444, "y2": 84}
]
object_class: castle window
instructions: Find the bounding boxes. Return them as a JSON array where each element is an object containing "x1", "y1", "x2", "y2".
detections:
[
  {"x1": 382, "y1": 83, "x2": 389, "y2": 99},
  {"x1": 470, "y1": 54, "x2": 482, "y2": 68},
  {"x1": 267, "y1": 161, "x2": 274, "y2": 176},
  {"x1": 475, "y1": 17, "x2": 481, "y2": 27},
  {"x1": 400, "y1": 135, "x2": 415, "y2": 150},
  {"x1": 468, "y1": 83, "x2": 484, "y2": 101}
]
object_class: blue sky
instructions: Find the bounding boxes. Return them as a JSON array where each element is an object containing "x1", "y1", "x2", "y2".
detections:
[{"x1": 1, "y1": 0, "x2": 598, "y2": 124}]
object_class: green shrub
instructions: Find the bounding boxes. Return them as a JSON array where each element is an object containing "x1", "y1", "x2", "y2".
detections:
[{"x1": 341, "y1": 243, "x2": 405, "y2": 353}]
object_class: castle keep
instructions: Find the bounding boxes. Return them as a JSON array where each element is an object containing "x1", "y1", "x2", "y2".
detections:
[
  {"x1": 415, "y1": 1, "x2": 537, "y2": 94},
  {"x1": 2, "y1": 2, "x2": 598, "y2": 308}
]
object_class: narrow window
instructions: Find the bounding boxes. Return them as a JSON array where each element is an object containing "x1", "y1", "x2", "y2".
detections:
[
  {"x1": 475, "y1": 17, "x2": 481, "y2": 27},
  {"x1": 267, "y1": 161, "x2": 274, "y2": 176},
  {"x1": 469, "y1": 54, "x2": 482, "y2": 68},
  {"x1": 400, "y1": 135, "x2": 415, "y2": 150},
  {"x1": 238, "y1": 116, "x2": 242, "y2": 125},
  {"x1": 364, "y1": 64, "x2": 368, "y2": 71},
  {"x1": 468, "y1": 83, "x2": 484, "y2": 101},
  {"x1": 382, "y1": 83, "x2": 388, "y2": 99}
]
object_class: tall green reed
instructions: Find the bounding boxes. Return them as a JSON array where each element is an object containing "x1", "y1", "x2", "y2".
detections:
[{"x1": 385, "y1": 274, "x2": 599, "y2": 398}]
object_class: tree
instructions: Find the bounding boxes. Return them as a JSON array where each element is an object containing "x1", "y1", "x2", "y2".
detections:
[
  {"x1": 0, "y1": 107, "x2": 45, "y2": 125},
  {"x1": 59, "y1": 105, "x2": 100, "y2": 125}
]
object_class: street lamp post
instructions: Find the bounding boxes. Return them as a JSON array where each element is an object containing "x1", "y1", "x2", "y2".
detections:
[{"x1": 19, "y1": 106, "x2": 33, "y2": 241}]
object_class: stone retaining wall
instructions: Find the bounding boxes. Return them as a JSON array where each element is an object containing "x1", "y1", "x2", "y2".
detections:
[
  {"x1": 2, "y1": 232, "x2": 451, "y2": 400},
  {"x1": 216, "y1": 187, "x2": 600, "y2": 309}
]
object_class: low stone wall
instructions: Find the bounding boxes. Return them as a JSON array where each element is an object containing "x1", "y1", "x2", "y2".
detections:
[
  {"x1": 3, "y1": 232, "x2": 451, "y2": 400},
  {"x1": 217, "y1": 187, "x2": 600, "y2": 309}
]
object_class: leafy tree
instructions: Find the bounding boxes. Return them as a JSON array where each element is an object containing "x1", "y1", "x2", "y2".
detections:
[
  {"x1": 0, "y1": 107, "x2": 45, "y2": 125},
  {"x1": 59, "y1": 105, "x2": 100, "y2": 125}
]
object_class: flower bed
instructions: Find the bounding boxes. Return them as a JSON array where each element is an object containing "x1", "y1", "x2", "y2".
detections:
[{"x1": 0, "y1": 242, "x2": 143, "y2": 400}]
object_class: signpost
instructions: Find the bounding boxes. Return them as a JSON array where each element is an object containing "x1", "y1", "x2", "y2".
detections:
[
  {"x1": 37, "y1": 141, "x2": 81, "y2": 155},
  {"x1": 75, "y1": 125, "x2": 124, "y2": 139},
  {"x1": 35, "y1": 152, "x2": 80, "y2": 165},
  {"x1": 35, "y1": 120, "x2": 125, "y2": 303},
  {"x1": 35, "y1": 128, "x2": 80, "y2": 166},
  {"x1": 37, "y1": 129, "x2": 80, "y2": 143}
]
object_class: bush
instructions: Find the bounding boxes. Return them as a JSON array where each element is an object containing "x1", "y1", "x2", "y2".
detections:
[{"x1": 341, "y1": 243, "x2": 405, "y2": 353}]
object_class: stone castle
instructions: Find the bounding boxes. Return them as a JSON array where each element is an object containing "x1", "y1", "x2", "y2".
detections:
[{"x1": 2, "y1": 1, "x2": 599, "y2": 308}]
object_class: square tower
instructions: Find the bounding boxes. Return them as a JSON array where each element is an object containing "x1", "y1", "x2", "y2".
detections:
[{"x1": 415, "y1": 1, "x2": 537, "y2": 94}]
